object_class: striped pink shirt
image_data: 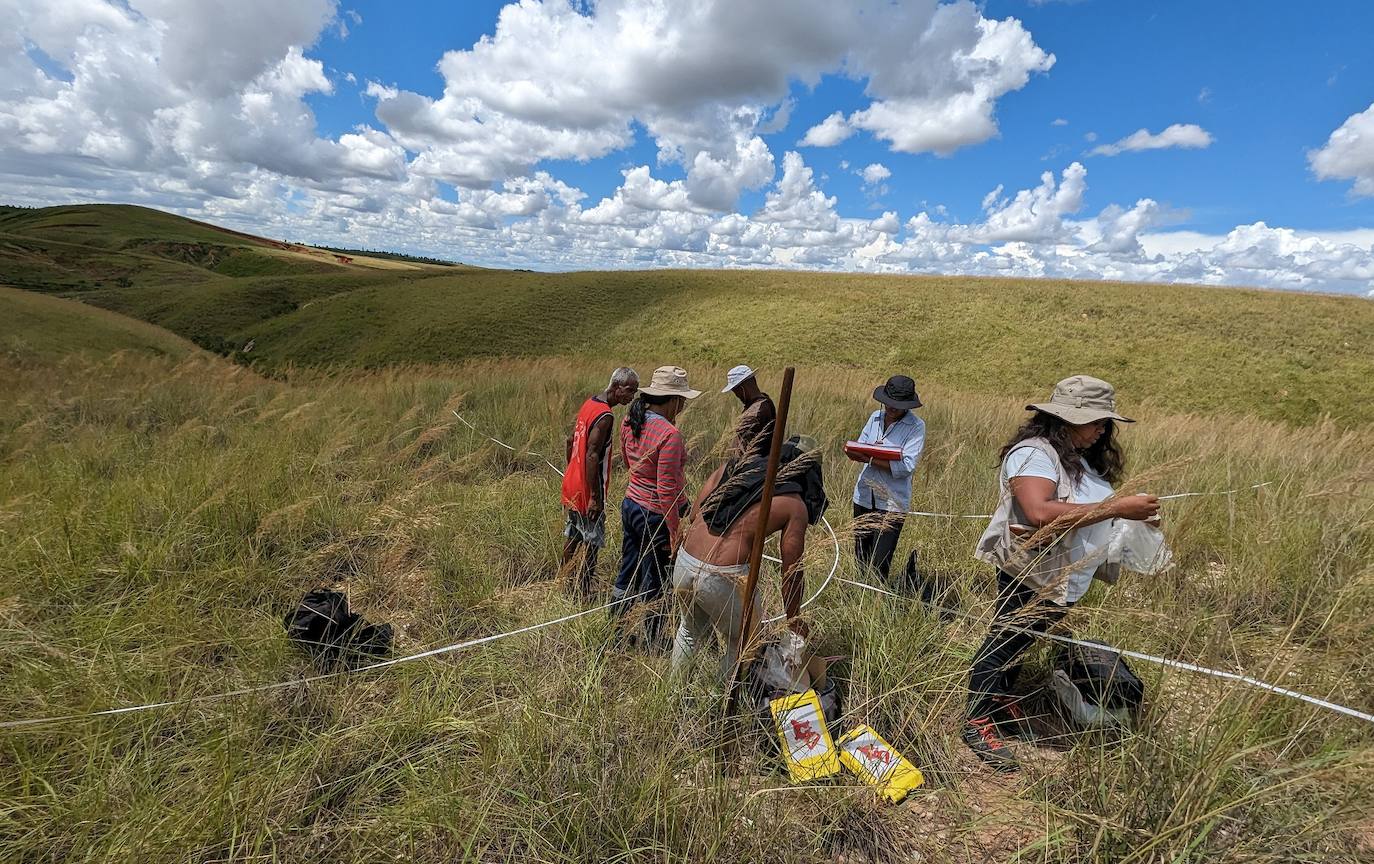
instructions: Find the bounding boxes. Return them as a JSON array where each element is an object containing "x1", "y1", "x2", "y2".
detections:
[{"x1": 621, "y1": 411, "x2": 687, "y2": 541}]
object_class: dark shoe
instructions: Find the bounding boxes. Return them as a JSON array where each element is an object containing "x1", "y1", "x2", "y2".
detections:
[
  {"x1": 990, "y1": 695, "x2": 1038, "y2": 741},
  {"x1": 963, "y1": 717, "x2": 1019, "y2": 773}
]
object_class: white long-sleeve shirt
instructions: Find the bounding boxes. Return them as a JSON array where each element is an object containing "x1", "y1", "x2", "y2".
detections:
[{"x1": 851, "y1": 409, "x2": 925, "y2": 513}]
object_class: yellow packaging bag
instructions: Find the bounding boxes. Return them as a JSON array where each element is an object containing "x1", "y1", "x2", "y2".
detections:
[
  {"x1": 769, "y1": 690, "x2": 842, "y2": 783},
  {"x1": 837, "y1": 724, "x2": 925, "y2": 803}
]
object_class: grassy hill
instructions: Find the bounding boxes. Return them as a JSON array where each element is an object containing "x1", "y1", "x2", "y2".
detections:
[
  {"x1": 3, "y1": 204, "x2": 1372, "y2": 427},
  {"x1": 0, "y1": 206, "x2": 1372, "y2": 860},
  {"x1": 0, "y1": 284, "x2": 202, "y2": 362}
]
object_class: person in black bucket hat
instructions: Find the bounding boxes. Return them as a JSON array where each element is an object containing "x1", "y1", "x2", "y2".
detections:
[{"x1": 845, "y1": 375, "x2": 927, "y2": 586}]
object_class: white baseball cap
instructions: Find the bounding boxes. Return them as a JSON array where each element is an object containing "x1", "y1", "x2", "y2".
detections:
[{"x1": 722, "y1": 364, "x2": 757, "y2": 393}]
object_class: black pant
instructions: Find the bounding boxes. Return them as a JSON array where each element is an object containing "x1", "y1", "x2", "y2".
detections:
[
  {"x1": 853, "y1": 502, "x2": 906, "y2": 585},
  {"x1": 966, "y1": 570, "x2": 1070, "y2": 719}
]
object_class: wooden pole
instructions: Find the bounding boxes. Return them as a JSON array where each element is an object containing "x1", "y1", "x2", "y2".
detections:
[{"x1": 725, "y1": 366, "x2": 795, "y2": 715}]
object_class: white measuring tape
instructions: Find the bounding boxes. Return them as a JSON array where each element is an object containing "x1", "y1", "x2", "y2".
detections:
[
  {"x1": 0, "y1": 590, "x2": 650, "y2": 732},
  {"x1": 455, "y1": 411, "x2": 1271, "y2": 519},
  {"x1": 0, "y1": 417, "x2": 1302, "y2": 732},
  {"x1": 839, "y1": 577, "x2": 1374, "y2": 726},
  {"x1": 904, "y1": 483, "x2": 1271, "y2": 520},
  {"x1": 452, "y1": 410, "x2": 566, "y2": 476}
]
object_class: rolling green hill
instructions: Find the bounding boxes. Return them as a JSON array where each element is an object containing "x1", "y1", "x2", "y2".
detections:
[
  {"x1": 0, "y1": 284, "x2": 202, "y2": 361},
  {"x1": 2, "y1": 205, "x2": 1372, "y2": 862},
  {"x1": 3, "y1": 203, "x2": 1373, "y2": 427}
]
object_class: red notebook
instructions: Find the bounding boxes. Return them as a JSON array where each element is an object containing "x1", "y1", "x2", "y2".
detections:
[{"x1": 844, "y1": 441, "x2": 901, "y2": 462}]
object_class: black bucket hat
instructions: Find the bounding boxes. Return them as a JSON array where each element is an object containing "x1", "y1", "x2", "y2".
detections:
[{"x1": 873, "y1": 375, "x2": 922, "y2": 410}]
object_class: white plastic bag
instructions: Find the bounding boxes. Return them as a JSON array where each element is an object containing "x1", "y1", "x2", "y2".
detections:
[
  {"x1": 1048, "y1": 669, "x2": 1132, "y2": 730},
  {"x1": 1108, "y1": 519, "x2": 1174, "y2": 575},
  {"x1": 757, "y1": 631, "x2": 811, "y2": 693}
]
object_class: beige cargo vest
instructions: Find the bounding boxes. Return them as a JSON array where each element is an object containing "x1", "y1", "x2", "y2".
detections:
[{"x1": 974, "y1": 437, "x2": 1119, "y2": 601}]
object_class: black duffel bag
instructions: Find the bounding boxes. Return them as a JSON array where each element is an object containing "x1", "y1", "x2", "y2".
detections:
[
  {"x1": 1056, "y1": 639, "x2": 1145, "y2": 713},
  {"x1": 283, "y1": 589, "x2": 393, "y2": 669}
]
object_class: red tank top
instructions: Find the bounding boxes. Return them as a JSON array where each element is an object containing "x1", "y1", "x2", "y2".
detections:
[{"x1": 561, "y1": 395, "x2": 614, "y2": 513}]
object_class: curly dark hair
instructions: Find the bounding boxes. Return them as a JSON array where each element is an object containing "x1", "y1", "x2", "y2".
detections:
[{"x1": 999, "y1": 411, "x2": 1125, "y2": 486}]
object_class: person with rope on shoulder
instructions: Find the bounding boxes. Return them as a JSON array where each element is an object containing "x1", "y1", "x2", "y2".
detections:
[
  {"x1": 561, "y1": 366, "x2": 639, "y2": 598},
  {"x1": 672, "y1": 435, "x2": 829, "y2": 682},
  {"x1": 611, "y1": 365, "x2": 700, "y2": 649},
  {"x1": 964, "y1": 375, "x2": 1160, "y2": 773}
]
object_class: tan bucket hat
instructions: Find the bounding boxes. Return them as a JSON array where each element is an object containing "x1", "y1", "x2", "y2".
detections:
[
  {"x1": 640, "y1": 365, "x2": 702, "y2": 399},
  {"x1": 1027, "y1": 375, "x2": 1134, "y2": 425}
]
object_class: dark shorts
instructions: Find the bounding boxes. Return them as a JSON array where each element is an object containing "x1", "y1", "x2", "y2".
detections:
[{"x1": 564, "y1": 509, "x2": 606, "y2": 548}]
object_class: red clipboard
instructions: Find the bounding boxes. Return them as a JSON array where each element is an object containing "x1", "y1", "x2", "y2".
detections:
[{"x1": 844, "y1": 441, "x2": 901, "y2": 462}]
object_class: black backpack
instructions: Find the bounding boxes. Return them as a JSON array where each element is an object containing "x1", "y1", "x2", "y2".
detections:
[
  {"x1": 1056, "y1": 640, "x2": 1145, "y2": 712},
  {"x1": 283, "y1": 589, "x2": 393, "y2": 669}
]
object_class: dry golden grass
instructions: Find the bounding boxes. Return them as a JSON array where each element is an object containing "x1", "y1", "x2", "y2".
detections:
[{"x1": 0, "y1": 351, "x2": 1370, "y2": 862}]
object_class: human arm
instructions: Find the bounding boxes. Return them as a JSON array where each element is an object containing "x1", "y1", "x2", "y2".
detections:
[
  {"x1": 1009, "y1": 476, "x2": 1160, "y2": 531},
  {"x1": 583, "y1": 414, "x2": 613, "y2": 520},
  {"x1": 565, "y1": 431, "x2": 573, "y2": 466},
  {"x1": 777, "y1": 497, "x2": 809, "y2": 637},
  {"x1": 866, "y1": 417, "x2": 923, "y2": 476},
  {"x1": 845, "y1": 412, "x2": 880, "y2": 463},
  {"x1": 656, "y1": 428, "x2": 687, "y2": 546}
]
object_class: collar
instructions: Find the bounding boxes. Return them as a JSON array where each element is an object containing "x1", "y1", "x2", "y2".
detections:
[{"x1": 872, "y1": 409, "x2": 917, "y2": 427}]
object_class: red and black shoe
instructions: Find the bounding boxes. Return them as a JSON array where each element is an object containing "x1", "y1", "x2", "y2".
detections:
[
  {"x1": 963, "y1": 716, "x2": 1019, "y2": 773},
  {"x1": 990, "y1": 695, "x2": 1038, "y2": 741}
]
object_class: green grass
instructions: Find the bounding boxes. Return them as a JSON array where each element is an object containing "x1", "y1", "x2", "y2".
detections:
[
  {"x1": 229, "y1": 268, "x2": 1374, "y2": 428},
  {"x1": 0, "y1": 341, "x2": 1370, "y2": 862},
  {"x1": 4, "y1": 205, "x2": 1373, "y2": 427},
  {"x1": 0, "y1": 285, "x2": 202, "y2": 362},
  {"x1": 310, "y1": 244, "x2": 465, "y2": 267}
]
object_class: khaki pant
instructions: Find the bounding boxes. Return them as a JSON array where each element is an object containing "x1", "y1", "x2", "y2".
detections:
[{"x1": 670, "y1": 548, "x2": 759, "y2": 683}]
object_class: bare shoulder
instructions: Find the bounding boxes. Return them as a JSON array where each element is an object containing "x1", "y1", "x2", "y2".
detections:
[{"x1": 770, "y1": 494, "x2": 808, "y2": 525}]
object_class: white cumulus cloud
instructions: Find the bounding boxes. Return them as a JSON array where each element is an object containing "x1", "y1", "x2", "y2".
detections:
[
  {"x1": 0, "y1": 0, "x2": 1370, "y2": 297},
  {"x1": 860, "y1": 163, "x2": 892, "y2": 185},
  {"x1": 1309, "y1": 101, "x2": 1374, "y2": 197},
  {"x1": 1090, "y1": 123, "x2": 1214, "y2": 157},
  {"x1": 799, "y1": 112, "x2": 854, "y2": 148}
]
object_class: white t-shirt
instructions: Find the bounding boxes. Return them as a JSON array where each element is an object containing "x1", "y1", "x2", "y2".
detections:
[{"x1": 1002, "y1": 445, "x2": 1114, "y2": 604}]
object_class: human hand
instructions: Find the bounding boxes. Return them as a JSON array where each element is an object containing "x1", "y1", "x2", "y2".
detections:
[
  {"x1": 787, "y1": 617, "x2": 810, "y2": 640},
  {"x1": 587, "y1": 502, "x2": 603, "y2": 522},
  {"x1": 1113, "y1": 493, "x2": 1160, "y2": 522}
]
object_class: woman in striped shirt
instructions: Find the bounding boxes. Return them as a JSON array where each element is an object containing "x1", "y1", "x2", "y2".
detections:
[{"x1": 611, "y1": 366, "x2": 700, "y2": 647}]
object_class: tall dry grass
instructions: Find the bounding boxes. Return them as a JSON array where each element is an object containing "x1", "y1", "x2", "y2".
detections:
[{"x1": 0, "y1": 352, "x2": 1370, "y2": 862}]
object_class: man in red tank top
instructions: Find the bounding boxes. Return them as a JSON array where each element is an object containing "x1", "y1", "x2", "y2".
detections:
[{"x1": 561, "y1": 367, "x2": 639, "y2": 596}]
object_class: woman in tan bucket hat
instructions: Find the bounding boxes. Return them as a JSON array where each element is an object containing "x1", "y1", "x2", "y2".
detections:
[
  {"x1": 964, "y1": 375, "x2": 1161, "y2": 772},
  {"x1": 610, "y1": 366, "x2": 701, "y2": 648}
]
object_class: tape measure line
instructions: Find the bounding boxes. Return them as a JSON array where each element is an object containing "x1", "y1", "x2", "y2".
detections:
[
  {"x1": 457, "y1": 410, "x2": 1269, "y2": 519},
  {"x1": 1157, "y1": 482, "x2": 1271, "y2": 501},
  {"x1": 908, "y1": 482, "x2": 1272, "y2": 520},
  {"x1": 838, "y1": 577, "x2": 1374, "y2": 727},
  {"x1": 761, "y1": 513, "x2": 842, "y2": 624},
  {"x1": 0, "y1": 591, "x2": 650, "y2": 732},
  {"x1": 453, "y1": 411, "x2": 565, "y2": 476}
]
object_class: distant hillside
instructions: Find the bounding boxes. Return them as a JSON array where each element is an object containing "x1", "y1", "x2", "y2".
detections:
[
  {"x1": 0, "y1": 204, "x2": 473, "y2": 295},
  {"x1": 308, "y1": 244, "x2": 465, "y2": 267},
  {"x1": 3, "y1": 203, "x2": 1374, "y2": 427},
  {"x1": 0, "y1": 284, "x2": 201, "y2": 361},
  {"x1": 222, "y1": 268, "x2": 1374, "y2": 427}
]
